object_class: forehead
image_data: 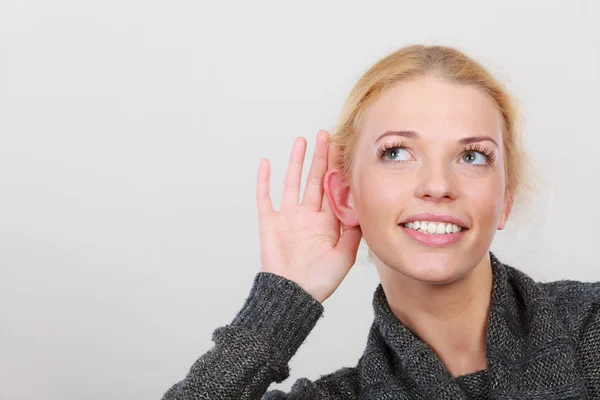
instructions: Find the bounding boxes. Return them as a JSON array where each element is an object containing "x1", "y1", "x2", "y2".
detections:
[{"x1": 361, "y1": 76, "x2": 503, "y2": 143}]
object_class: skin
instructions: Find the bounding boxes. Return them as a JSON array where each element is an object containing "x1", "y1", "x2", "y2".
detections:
[{"x1": 325, "y1": 74, "x2": 514, "y2": 377}]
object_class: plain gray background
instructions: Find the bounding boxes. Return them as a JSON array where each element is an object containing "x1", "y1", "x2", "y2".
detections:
[{"x1": 1, "y1": 0, "x2": 599, "y2": 399}]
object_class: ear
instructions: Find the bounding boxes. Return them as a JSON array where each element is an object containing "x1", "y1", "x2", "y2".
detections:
[
  {"x1": 497, "y1": 189, "x2": 514, "y2": 230},
  {"x1": 323, "y1": 169, "x2": 360, "y2": 228}
]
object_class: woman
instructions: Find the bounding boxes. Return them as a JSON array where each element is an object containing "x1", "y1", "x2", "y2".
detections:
[{"x1": 162, "y1": 45, "x2": 600, "y2": 399}]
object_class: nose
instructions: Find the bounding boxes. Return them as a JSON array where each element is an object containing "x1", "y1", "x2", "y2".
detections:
[{"x1": 414, "y1": 160, "x2": 458, "y2": 202}]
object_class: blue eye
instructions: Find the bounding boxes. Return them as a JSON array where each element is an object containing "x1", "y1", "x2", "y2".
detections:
[
  {"x1": 383, "y1": 147, "x2": 411, "y2": 161},
  {"x1": 376, "y1": 142, "x2": 411, "y2": 162},
  {"x1": 460, "y1": 150, "x2": 488, "y2": 165}
]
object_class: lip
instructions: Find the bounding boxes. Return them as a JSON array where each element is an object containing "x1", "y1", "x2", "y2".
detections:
[
  {"x1": 400, "y1": 225, "x2": 467, "y2": 247},
  {"x1": 398, "y1": 212, "x2": 468, "y2": 229}
]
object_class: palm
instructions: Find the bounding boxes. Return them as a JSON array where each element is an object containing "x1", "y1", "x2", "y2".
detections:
[
  {"x1": 260, "y1": 206, "x2": 340, "y2": 294},
  {"x1": 256, "y1": 131, "x2": 362, "y2": 303}
]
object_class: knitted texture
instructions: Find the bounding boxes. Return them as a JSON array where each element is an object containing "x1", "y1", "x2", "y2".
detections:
[{"x1": 162, "y1": 252, "x2": 600, "y2": 399}]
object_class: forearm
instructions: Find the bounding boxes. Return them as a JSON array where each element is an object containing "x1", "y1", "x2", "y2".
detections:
[{"x1": 161, "y1": 272, "x2": 324, "y2": 400}]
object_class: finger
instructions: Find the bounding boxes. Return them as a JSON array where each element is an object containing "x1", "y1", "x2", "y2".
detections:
[
  {"x1": 301, "y1": 130, "x2": 330, "y2": 211},
  {"x1": 256, "y1": 158, "x2": 274, "y2": 222},
  {"x1": 281, "y1": 137, "x2": 307, "y2": 211},
  {"x1": 321, "y1": 141, "x2": 341, "y2": 214}
]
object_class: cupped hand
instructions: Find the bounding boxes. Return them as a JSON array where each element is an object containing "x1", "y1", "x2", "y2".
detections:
[{"x1": 256, "y1": 130, "x2": 362, "y2": 303}]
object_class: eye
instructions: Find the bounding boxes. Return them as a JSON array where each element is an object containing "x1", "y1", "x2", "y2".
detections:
[
  {"x1": 459, "y1": 150, "x2": 488, "y2": 165},
  {"x1": 459, "y1": 144, "x2": 496, "y2": 167},
  {"x1": 376, "y1": 142, "x2": 412, "y2": 163},
  {"x1": 384, "y1": 147, "x2": 411, "y2": 162}
]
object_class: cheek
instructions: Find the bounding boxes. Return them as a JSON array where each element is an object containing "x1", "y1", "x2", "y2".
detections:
[
  {"x1": 466, "y1": 175, "x2": 506, "y2": 224},
  {"x1": 355, "y1": 172, "x2": 411, "y2": 223}
]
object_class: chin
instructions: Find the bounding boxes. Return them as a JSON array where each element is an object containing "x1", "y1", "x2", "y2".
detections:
[{"x1": 396, "y1": 252, "x2": 470, "y2": 284}]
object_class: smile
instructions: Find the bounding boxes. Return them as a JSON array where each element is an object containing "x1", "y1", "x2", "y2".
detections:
[
  {"x1": 399, "y1": 221, "x2": 468, "y2": 247},
  {"x1": 401, "y1": 221, "x2": 464, "y2": 235}
]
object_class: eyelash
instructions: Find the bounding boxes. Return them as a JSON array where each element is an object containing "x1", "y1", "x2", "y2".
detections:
[{"x1": 376, "y1": 141, "x2": 497, "y2": 166}]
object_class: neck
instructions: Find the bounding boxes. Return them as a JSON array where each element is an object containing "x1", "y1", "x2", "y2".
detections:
[{"x1": 377, "y1": 253, "x2": 493, "y2": 377}]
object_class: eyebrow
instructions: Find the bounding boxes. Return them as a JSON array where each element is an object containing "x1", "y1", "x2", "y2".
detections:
[{"x1": 375, "y1": 130, "x2": 499, "y2": 148}]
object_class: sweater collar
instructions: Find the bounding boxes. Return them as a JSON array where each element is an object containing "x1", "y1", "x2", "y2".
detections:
[{"x1": 368, "y1": 251, "x2": 588, "y2": 398}]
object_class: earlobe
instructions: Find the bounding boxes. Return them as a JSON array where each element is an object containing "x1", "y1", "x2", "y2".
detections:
[
  {"x1": 497, "y1": 191, "x2": 514, "y2": 230},
  {"x1": 324, "y1": 169, "x2": 360, "y2": 227}
]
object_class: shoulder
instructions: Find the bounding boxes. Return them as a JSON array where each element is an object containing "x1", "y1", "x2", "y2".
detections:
[
  {"x1": 541, "y1": 278, "x2": 600, "y2": 304},
  {"x1": 539, "y1": 278, "x2": 600, "y2": 309},
  {"x1": 538, "y1": 278, "x2": 600, "y2": 336},
  {"x1": 500, "y1": 258, "x2": 600, "y2": 336},
  {"x1": 536, "y1": 276, "x2": 600, "y2": 391}
]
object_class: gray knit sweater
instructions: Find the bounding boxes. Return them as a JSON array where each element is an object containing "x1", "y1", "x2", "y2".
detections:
[{"x1": 162, "y1": 252, "x2": 600, "y2": 399}]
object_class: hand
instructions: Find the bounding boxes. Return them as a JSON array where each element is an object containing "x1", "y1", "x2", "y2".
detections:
[{"x1": 256, "y1": 130, "x2": 362, "y2": 303}]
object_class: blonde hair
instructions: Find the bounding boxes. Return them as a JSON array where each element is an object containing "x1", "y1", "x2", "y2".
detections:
[{"x1": 330, "y1": 45, "x2": 536, "y2": 260}]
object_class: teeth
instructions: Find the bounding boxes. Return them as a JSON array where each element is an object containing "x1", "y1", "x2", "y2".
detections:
[
  {"x1": 427, "y1": 223, "x2": 436, "y2": 234},
  {"x1": 402, "y1": 221, "x2": 464, "y2": 235}
]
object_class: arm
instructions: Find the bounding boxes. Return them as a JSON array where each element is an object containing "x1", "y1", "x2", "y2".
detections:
[
  {"x1": 161, "y1": 272, "x2": 325, "y2": 400},
  {"x1": 263, "y1": 367, "x2": 360, "y2": 399},
  {"x1": 163, "y1": 132, "x2": 362, "y2": 399}
]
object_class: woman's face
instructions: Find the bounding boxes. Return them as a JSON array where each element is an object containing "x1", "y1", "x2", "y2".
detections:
[{"x1": 334, "y1": 75, "x2": 512, "y2": 283}]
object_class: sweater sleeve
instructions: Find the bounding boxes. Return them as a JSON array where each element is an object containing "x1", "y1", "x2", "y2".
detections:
[
  {"x1": 262, "y1": 366, "x2": 360, "y2": 399},
  {"x1": 161, "y1": 272, "x2": 327, "y2": 400}
]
